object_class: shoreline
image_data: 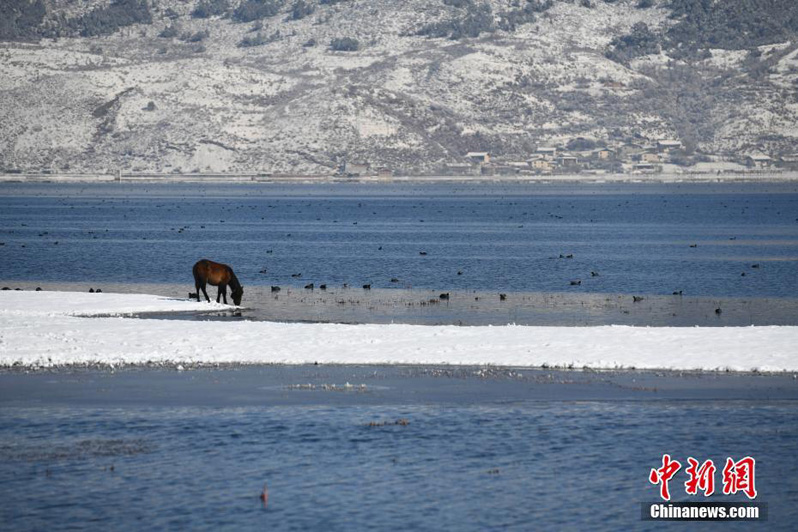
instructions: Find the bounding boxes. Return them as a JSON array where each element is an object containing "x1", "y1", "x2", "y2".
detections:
[
  {"x1": 4, "y1": 281, "x2": 798, "y2": 327},
  {"x1": 2, "y1": 171, "x2": 798, "y2": 185},
  {"x1": 3, "y1": 360, "x2": 795, "y2": 377}
]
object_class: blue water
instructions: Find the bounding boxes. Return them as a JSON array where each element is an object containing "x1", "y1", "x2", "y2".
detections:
[
  {"x1": 1, "y1": 400, "x2": 794, "y2": 530},
  {"x1": 1, "y1": 182, "x2": 797, "y2": 297}
]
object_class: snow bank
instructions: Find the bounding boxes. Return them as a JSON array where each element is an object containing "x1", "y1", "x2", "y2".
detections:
[
  {"x1": 0, "y1": 290, "x2": 232, "y2": 317},
  {"x1": 1, "y1": 292, "x2": 796, "y2": 372}
]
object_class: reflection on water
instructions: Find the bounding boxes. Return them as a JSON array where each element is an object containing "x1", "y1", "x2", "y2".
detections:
[
  {"x1": 1, "y1": 182, "x2": 797, "y2": 297},
  {"x1": 1, "y1": 401, "x2": 796, "y2": 530}
]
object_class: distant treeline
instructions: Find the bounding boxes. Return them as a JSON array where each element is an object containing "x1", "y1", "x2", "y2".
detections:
[
  {"x1": 416, "y1": 0, "x2": 553, "y2": 40},
  {"x1": 0, "y1": 0, "x2": 46, "y2": 42},
  {"x1": 607, "y1": 0, "x2": 798, "y2": 63},
  {"x1": 2, "y1": 0, "x2": 797, "y2": 49},
  {"x1": 0, "y1": 0, "x2": 151, "y2": 41}
]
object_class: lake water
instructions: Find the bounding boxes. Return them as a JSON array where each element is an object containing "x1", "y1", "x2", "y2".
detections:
[
  {"x1": 1, "y1": 367, "x2": 796, "y2": 530},
  {"x1": 2, "y1": 182, "x2": 797, "y2": 529},
  {"x1": 1, "y1": 181, "x2": 797, "y2": 298}
]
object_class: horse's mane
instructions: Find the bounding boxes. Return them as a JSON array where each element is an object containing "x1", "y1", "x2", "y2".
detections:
[{"x1": 229, "y1": 271, "x2": 242, "y2": 291}]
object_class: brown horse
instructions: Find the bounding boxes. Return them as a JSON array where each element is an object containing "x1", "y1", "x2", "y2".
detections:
[{"x1": 193, "y1": 259, "x2": 244, "y2": 306}]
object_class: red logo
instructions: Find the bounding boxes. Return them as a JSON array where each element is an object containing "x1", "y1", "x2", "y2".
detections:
[
  {"x1": 650, "y1": 455, "x2": 757, "y2": 500},
  {"x1": 684, "y1": 457, "x2": 716, "y2": 496},
  {"x1": 722, "y1": 457, "x2": 757, "y2": 499},
  {"x1": 649, "y1": 454, "x2": 682, "y2": 501}
]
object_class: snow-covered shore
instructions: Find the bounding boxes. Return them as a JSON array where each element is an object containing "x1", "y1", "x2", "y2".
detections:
[{"x1": 1, "y1": 291, "x2": 796, "y2": 372}]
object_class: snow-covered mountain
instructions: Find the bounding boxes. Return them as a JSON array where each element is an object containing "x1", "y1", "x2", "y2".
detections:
[{"x1": 1, "y1": 0, "x2": 797, "y2": 174}]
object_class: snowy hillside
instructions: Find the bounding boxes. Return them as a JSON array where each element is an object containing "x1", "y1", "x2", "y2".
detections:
[{"x1": 1, "y1": 0, "x2": 797, "y2": 174}]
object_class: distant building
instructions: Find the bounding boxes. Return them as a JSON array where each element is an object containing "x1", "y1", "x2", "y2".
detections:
[
  {"x1": 633, "y1": 162, "x2": 659, "y2": 173},
  {"x1": 595, "y1": 149, "x2": 614, "y2": 160},
  {"x1": 745, "y1": 154, "x2": 772, "y2": 168},
  {"x1": 345, "y1": 162, "x2": 370, "y2": 176},
  {"x1": 466, "y1": 152, "x2": 490, "y2": 164},
  {"x1": 657, "y1": 140, "x2": 682, "y2": 152},
  {"x1": 376, "y1": 167, "x2": 392, "y2": 179},
  {"x1": 530, "y1": 159, "x2": 553, "y2": 172},
  {"x1": 536, "y1": 147, "x2": 557, "y2": 160},
  {"x1": 639, "y1": 153, "x2": 661, "y2": 164},
  {"x1": 491, "y1": 164, "x2": 518, "y2": 176},
  {"x1": 557, "y1": 155, "x2": 579, "y2": 168},
  {"x1": 443, "y1": 163, "x2": 476, "y2": 175},
  {"x1": 779, "y1": 154, "x2": 798, "y2": 169}
]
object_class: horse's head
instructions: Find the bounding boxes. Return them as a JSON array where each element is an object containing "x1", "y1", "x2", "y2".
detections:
[{"x1": 231, "y1": 285, "x2": 244, "y2": 306}]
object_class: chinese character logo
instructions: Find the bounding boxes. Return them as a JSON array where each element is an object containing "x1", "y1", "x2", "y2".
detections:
[
  {"x1": 684, "y1": 457, "x2": 716, "y2": 496},
  {"x1": 650, "y1": 455, "x2": 757, "y2": 500},
  {"x1": 722, "y1": 457, "x2": 757, "y2": 499},
  {"x1": 649, "y1": 454, "x2": 682, "y2": 501}
]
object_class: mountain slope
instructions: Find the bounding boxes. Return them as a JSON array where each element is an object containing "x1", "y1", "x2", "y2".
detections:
[{"x1": 1, "y1": 0, "x2": 797, "y2": 174}]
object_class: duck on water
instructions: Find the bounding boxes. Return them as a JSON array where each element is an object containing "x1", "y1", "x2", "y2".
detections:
[{"x1": 193, "y1": 259, "x2": 244, "y2": 306}]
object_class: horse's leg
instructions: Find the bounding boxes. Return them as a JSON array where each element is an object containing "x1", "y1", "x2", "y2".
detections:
[
  {"x1": 217, "y1": 284, "x2": 228, "y2": 304},
  {"x1": 195, "y1": 281, "x2": 202, "y2": 302},
  {"x1": 201, "y1": 283, "x2": 210, "y2": 302}
]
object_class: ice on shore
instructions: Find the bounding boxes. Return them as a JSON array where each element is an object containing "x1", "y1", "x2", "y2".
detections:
[{"x1": 1, "y1": 291, "x2": 796, "y2": 372}]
